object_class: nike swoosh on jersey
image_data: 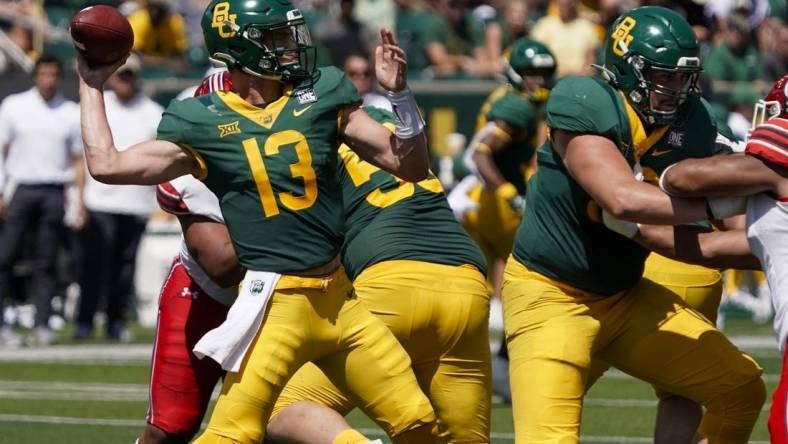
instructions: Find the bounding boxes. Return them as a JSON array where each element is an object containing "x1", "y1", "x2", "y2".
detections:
[
  {"x1": 293, "y1": 105, "x2": 313, "y2": 117},
  {"x1": 650, "y1": 147, "x2": 672, "y2": 156}
]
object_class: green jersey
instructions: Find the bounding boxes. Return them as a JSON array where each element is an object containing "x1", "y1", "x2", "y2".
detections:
[
  {"x1": 157, "y1": 67, "x2": 361, "y2": 273},
  {"x1": 513, "y1": 76, "x2": 731, "y2": 295},
  {"x1": 338, "y1": 107, "x2": 486, "y2": 280},
  {"x1": 475, "y1": 86, "x2": 539, "y2": 195}
]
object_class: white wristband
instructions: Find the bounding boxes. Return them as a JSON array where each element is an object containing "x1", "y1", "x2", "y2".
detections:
[
  {"x1": 386, "y1": 87, "x2": 425, "y2": 139},
  {"x1": 706, "y1": 196, "x2": 747, "y2": 219},
  {"x1": 602, "y1": 210, "x2": 640, "y2": 238}
]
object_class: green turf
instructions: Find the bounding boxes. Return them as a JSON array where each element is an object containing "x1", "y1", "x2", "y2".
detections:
[
  {"x1": 0, "y1": 362, "x2": 150, "y2": 383},
  {"x1": 0, "y1": 423, "x2": 140, "y2": 442},
  {"x1": 0, "y1": 319, "x2": 780, "y2": 443}
]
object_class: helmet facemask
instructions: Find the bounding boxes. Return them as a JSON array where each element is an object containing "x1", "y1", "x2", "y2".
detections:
[
  {"x1": 626, "y1": 54, "x2": 701, "y2": 126},
  {"x1": 751, "y1": 99, "x2": 782, "y2": 132},
  {"x1": 241, "y1": 18, "x2": 315, "y2": 82}
]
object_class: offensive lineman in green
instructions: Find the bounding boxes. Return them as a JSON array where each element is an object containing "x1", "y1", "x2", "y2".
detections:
[
  {"x1": 265, "y1": 106, "x2": 492, "y2": 443},
  {"x1": 76, "y1": 0, "x2": 441, "y2": 442},
  {"x1": 502, "y1": 6, "x2": 765, "y2": 443}
]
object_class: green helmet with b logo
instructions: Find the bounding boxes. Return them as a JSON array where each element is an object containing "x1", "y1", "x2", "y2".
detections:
[
  {"x1": 201, "y1": 0, "x2": 315, "y2": 82},
  {"x1": 601, "y1": 6, "x2": 702, "y2": 125},
  {"x1": 504, "y1": 38, "x2": 556, "y2": 102}
]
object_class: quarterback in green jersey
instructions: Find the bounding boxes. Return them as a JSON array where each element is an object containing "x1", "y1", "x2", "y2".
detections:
[
  {"x1": 501, "y1": 6, "x2": 765, "y2": 443},
  {"x1": 76, "y1": 0, "x2": 441, "y2": 442},
  {"x1": 266, "y1": 106, "x2": 492, "y2": 443}
]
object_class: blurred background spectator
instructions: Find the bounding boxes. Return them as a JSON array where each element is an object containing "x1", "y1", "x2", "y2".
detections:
[
  {"x1": 126, "y1": 0, "x2": 189, "y2": 72},
  {"x1": 726, "y1": 83, "x2": 760, "y2": 140},
  {"x1": 530, "y1": 0, "x2": 599, "y2": 77},
  {"x1": 311, "y1": 0, "x2": 370, "y2": 66},
  {"x1": 343, "y1": 53, "x2": 391, "y2": 110},
  {"x1": 74, "y1": 54, "x2": 161, "y2": 343},
  {"x1": 395, "y1": 0, "x2": 466, "y2": 77},
  {"x1": 705, "y1": 13, "x2": 764, "y2": 84},
  {"x1": 0, "y1": 54, "x2": 83, "y2": 347},
  {"x1": 759, "y1": 16, "x2": 787, "y2": 81}
]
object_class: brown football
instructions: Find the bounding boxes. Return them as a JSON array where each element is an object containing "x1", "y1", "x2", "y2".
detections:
[{"x1": 70, "y1": 5, "x2": 134, "y2": 66}]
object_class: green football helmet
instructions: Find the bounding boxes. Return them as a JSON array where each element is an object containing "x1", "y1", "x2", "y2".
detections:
[
  {"x1": 504, "y1": 38, "x2": 556, "y2": 102},
  {"x1": 201, "y1": 0, "x2": 315, "y2": 82},
  {"x1": 600, "y1": 6, "x2": 702, "y2": 125}
]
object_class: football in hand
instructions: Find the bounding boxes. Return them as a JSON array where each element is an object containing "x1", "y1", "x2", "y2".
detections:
[{"x1": 70, "y1": 5, "x2": 134, "y2": 66}]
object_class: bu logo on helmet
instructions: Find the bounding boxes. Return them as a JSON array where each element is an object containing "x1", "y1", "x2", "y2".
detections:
[
  {"x1": 211, "y1": 2, "x2": 237, "y2": 39},
  {"x1": 611, "y1": 17, "x2": 636, "y2": 57}
]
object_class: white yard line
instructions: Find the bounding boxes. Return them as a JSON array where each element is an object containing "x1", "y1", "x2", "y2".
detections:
[
  {"x1": 0, "y1": 334, "x2": 778, "y2": 363},
  {"x1": 0, "y1": 380, "x2": 776, "y2": 412},
  {"x1": 0, "y1": 344, "x2": 151, "y2": 362}
]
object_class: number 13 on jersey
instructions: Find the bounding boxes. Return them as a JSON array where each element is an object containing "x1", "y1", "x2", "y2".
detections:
[{"x1": 242, "y1": 130, "x2": 317, "y2": 218}]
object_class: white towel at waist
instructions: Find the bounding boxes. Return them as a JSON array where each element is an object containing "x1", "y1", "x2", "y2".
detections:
[{"x1": 193, "y1": 270, "x2": 281, "y2": 372}]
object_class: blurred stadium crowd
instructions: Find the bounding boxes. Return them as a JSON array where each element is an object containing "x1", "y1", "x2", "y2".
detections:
[{"x1": 0, "y1": 0, "x2": 785, "y2": 345}]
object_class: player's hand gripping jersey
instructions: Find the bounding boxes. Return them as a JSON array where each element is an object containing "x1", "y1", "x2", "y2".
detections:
[
  {"x1": 516, "y1": 76, "x2": 732, "y2": 295},
  {"x1": 157, "y1": 67, "x2": 360, "y2": 272}
]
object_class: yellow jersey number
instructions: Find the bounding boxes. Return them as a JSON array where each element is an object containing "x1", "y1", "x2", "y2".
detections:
[
  {"x1": 242, "y1": 130, "x2": 318, "y2": 218},
  {"x1": 338, "y1": 144, "x2": 443, "y2": 208}
]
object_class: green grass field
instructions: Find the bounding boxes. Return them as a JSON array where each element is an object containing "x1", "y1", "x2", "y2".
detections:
[{"x1": 0, "y1": 318, "x2": 779, "y2": 443}]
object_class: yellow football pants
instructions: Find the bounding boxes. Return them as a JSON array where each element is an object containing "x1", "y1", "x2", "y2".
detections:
[
  {"x1": 272, "y1": 260, "x2": 492, "y2": 443},
  {"x1": 586, "y1": 253, "x2": 723, "y2": 390},
  {"x1": 462, "y1": 184, "x2": 522, "y2": 265},
  {"x1": 502, "y1": 256, "x2": 765, "y2": 444},
  {"x1": 194, "y1": 268, "x2": 435, "y2": 444}
]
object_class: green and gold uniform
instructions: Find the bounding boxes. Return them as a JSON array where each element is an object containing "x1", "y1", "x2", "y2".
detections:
[
  {"x1": 462, "y1": 86, "x2": 540, "y2": 264},
  {"x1": 502, "y1": 76, "x2": 764, "y2": 443},
  {"x1": 272, "y1": 108, "x2": 492, "y2": 442},
  {"x1": 161, "y1": 67, "x2": 435, "y2": 444},
  {"x1": 158, "y1": 68, "x2": 357, "y2": 272}
]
